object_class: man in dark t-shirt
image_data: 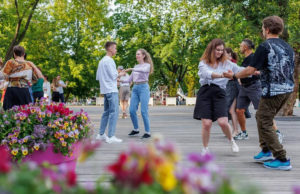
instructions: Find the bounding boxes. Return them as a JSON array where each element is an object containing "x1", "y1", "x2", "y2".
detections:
[
  {"x1": 234, "y1": 39, "x2": 262, "y2": 140},
  {"x1": 224, "y1": 16, "x2": 294, "y2": 170}
]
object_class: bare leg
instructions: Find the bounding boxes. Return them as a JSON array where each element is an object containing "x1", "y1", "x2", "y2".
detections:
[
  {"x1": 202, "y1": 119, "x2": 212, "y2": 147},
  {"x1": 229, "y1": 99, "x2": 239, "y2": 136},
  {"x1": 217, "y1": 117, "x2": 233, "y2": 141},
  {"x1": 123, "y1": 100, "x2": 129, "y2": 114},
  {"x1": 236, "y1": 108, "x2": 246, "y2": 132}
]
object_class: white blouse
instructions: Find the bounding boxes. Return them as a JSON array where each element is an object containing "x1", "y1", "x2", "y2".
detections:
[{"x1": 198, "y1": 60, "x2": 244, "y2": 89}]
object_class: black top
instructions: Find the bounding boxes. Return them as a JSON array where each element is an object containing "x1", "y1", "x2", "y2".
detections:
[
  {"x1": 250, "y1": 38, "x2": 294, "y2": 97},
  {"x1": 240, "y1": 53, "x2": 259, "y2": 85}
]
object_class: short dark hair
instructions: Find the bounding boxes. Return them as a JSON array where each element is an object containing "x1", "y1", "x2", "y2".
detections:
[
  {"x1": 262, "y1": 16, "x2": 284, "y2": 35},
  {"x1": 104, "y1": 41, "x2": 117, "y2": 50},
  {"x1": 242, "y1": 39, "x2": 255, "y2": 49},
  {"x1": 13, "y1": 45, "x2": 25, "y2": 57}
]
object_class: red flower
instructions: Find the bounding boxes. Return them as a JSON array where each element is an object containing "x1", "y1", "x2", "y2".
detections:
[
  {"x1": 107, "y1": 152, "x2": 128, "y2": 175},
  {"x1": 66, "y1": 170, "x2": 77, "y2": 186},
  {"x1": 139, "y1": 163, "x2": 153, "y2": 185},
  {"x1": 0, "y1": 146, "x2": 11, "y2": 173}
]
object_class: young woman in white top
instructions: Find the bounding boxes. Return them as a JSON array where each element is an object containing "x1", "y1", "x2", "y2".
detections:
[
  {"x1": 43, "y1": 75, "x2": 51, "y2": 103},
  {"x1": 193, "y1": 38, "x2": 243, "y2": 154}
]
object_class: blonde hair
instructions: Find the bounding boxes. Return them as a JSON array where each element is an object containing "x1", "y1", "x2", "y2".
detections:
[
  {"x1": 138, "y1": 49, "x2": 154, "y2": 74},
  {"x1": 200, "y1": 38, "x2": 227, "y2": 66}
]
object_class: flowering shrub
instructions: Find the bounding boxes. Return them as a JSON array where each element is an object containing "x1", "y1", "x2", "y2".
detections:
[
  {"x1": 106, "y1": 137, "x2": 235, "y2": 194},
  {"x1": 0, "y1": 99, "x2": 91, "y2": 161}
]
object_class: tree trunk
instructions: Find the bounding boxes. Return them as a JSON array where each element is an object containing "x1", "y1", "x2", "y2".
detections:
[
  {"x1": 279, "y1": 49, "x2": 300, "y2": 116},
  {"x1": 4, "y1": 0, "x2": 40, "y2": 62}
]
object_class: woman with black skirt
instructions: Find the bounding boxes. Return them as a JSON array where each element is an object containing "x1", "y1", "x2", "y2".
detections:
[
  {"x1": 51, "y1": 77, "x2": 60, "y2": 103},
  {"x1": 193, "y1": 39, "x2": 242, "y2": 154}
]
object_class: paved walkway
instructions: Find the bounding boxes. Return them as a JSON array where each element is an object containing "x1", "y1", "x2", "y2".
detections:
[{"x1": 74, "y1": 106, "x2": 300, "y2": 194}]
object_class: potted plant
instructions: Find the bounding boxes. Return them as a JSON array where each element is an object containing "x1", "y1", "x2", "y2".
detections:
[{"x1": 0, "y1": 98, "x2": 92, "y2": 172}]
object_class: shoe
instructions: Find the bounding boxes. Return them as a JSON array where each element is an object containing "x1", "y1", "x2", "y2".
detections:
[
  {"x1": 96, "y1": 133, "x2": 108, "y2": 141},
  {"x1": 106, "y1": 136, "x2": 123, "y2": 144},
  {"x1": 276, "y1": 130, "x2": 283, "y2": 144},
  {"x1": 128, "y1": 130, "x2": 139, "y2": 136},
  {"x1": 231, "y1": 140, "x2": 239, "y2": 153},
  {"x1": 253, "y1": 151, "x2": 273, "y2": 162},
  {"x1": 202, "y1": 147, "x2": 210, "y2": 155},
  {"x1": 263, "y1": 159, "x2": 292, "y2": 171},
  {"x1": 233, "y1": 131, "x2": 248, "y2": 140},
  {"x1": 141, "y1": 133, "x2": 151, "y2": 139}
]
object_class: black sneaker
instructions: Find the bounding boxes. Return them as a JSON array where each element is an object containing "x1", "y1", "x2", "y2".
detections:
[
  {"x1": 128, "y1": 130, "x2": 139, "y2": 136},
  {"x1": 141, "y1": 133, "x2": 151, "y2": 139}
]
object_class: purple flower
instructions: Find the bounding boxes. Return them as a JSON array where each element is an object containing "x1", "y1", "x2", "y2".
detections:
[
  {"x1": 188, "y1": 152, "x2": 215, "y2": 165},
  {"x1": 4, "y1": 121, "x2": 10, "y2": 125},
  {"x1": 128, "y1": 143, "x2": 148, "y2": 157},
  {"x1": 294, "y1": 186, "x2": 300, "y2": 194},
  {"x1": 33, "y1": 125, "x2": 47, "y2": 138}
]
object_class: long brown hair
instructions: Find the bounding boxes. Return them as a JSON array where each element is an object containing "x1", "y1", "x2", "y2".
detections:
[
  {"x1": 52, "y1": 77, "x2": 59, "y2": 88},
  {"x1": 200, "y1": 39, "x2": 227, "y2": 66},
  {"x1": 138, "y1": 49, "x2": 154, "y2": 74}
]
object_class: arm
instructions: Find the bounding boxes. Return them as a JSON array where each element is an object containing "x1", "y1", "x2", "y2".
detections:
[
  {"x1": 198, "y1": 61, "x2": 224, "y2": 79},
  {"x1": 106, "y1": 60, "x2": 119, "y2": 80},
  {"x1": 132, "y1": 64, "x2": 150, "y2": 73},
  {"x1": 30, "y1": 63, "x2": 44, "y2": 79}
]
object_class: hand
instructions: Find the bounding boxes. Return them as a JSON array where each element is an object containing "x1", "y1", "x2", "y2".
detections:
[
  {"x1": 253, "y1": 71, "x2": 260, "y2": 76},
  {"x1": 125, "y1": 68, "x2": 133, "y2": 72},
  {"x1": 223, "y1": 70, "x2": 234, "y2": 79}
]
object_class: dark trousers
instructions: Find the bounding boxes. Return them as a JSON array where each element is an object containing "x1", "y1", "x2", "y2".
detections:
[
  {"x1": 52, "y1": 92, "x2": 60, "y2": 102},
  {"x1": 33, "y1": 91, "x2": 44, "y2": 103},
  {"x1": 256, "y1": 93, "x2": 291, "y2": 160},
  {"x1": 59, "y1": 93, "x2": 65, "y2": 103}
]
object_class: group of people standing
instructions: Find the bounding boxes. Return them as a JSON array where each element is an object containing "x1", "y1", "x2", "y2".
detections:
[
  {"x1": 0, "y1": 46, "x2": 67, "y2": 110},
  {"x1": 193, "y1": 15, "x2": 294, "y2": 170},
  {"x1": 96, "y1": 42, "x2": 153, "y2": 143},
  {"x1": 97, "y1": 15, "x2": 295, "y2": 171}
]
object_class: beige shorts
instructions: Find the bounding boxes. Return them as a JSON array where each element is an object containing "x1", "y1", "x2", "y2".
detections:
[{"x1": 119, "y1": 86, "x2": 130, "y2": 101}]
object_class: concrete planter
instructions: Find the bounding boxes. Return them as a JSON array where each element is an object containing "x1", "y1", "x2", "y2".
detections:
[{"x1": 166, "y1": 97, "x2": 176, "y2": 106}]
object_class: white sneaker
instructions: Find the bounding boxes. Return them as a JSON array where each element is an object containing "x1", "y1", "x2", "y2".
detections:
[
  {"x1": 96, "y1": 133, "x2": 108, "y2": 141},
  {"x1": 231, "y1": 140, "x2": 239, "y2": 153},
  {"x1": 106, "y1": 136, "x2": 123, "y2": 144},
  {"x1": 202, "y1": 147, "x2": 210, "y2": 155}
]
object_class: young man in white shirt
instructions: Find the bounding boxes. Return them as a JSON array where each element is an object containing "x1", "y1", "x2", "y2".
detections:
[{"x1": 96, "y1": 41, "x2": 124, "y2": 143}]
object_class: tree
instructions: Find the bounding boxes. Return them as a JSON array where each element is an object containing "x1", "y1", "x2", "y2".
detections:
[
  {"x1": 3, "y1": 0, "x2": 41, "y2": 62},
  {"x1": 202, "y1": 0, "x2": 300, "y2": 115}
]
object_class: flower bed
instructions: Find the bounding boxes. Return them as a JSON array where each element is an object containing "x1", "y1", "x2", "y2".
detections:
[{"x1": 0, "y1": 99, "x2": 91, "y2": 162}]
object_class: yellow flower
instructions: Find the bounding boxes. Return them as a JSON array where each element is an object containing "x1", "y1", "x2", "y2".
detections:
[
  {"x1": 61, "y1": 141, "x2": 67, "y2": 147},
  {"x1": 22, "y1": 149, "x2": 28, "y2": 156},
  {"x1": 34, "y1": 145, "x2": 40, "y2": 151},
  {"x1": 11, "y1": 149, "x2": 18, "y2": 156},
  {"x1": 64, "y1": 134, "x2": 69, "y2": 138},
  {"x1": 156, "y1": 161, "x2": 177, "y2": 191},
  {"x1": 78, "y1": 152, "x2": 88, "y2": 163},
  {"x1": 59, "y1": 137, "x2": 64, "y2": 142}
]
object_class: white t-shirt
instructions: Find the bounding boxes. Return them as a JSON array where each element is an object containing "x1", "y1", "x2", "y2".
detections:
[
  {"x1": 119, "y1": 74, "x2": 130, "y2": 87},
  {"x1": 43, "y1": 81, "x2": 51, "y2": 100},
  {"x1": 58, "y1": 80, "x2": 66, "y2": 94},
  {"x1": 96, "y1": 56, "x2": 118, "y2": 94}
]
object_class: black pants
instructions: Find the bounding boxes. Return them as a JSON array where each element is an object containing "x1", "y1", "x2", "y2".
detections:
[
  {"x1": 33, "y1": 91, "x2": 44, "y2": 103},
  {"x1": 59, "y1": 93, "x2": 65, "y2": 103},
  {"x1": 52, "y1": 92, "x2": 60, "y2": 102},
  {"x1": 3, "y1": 87, "x2": 32, "y2": 110}
]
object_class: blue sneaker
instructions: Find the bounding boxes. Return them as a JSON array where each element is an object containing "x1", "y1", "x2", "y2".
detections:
[
  {"x1": 253, "y1": 151, "x2": 273, "y2": 162},
  {"x1": 263, "y1": 159, "x2": 292, "y2": 171}
]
